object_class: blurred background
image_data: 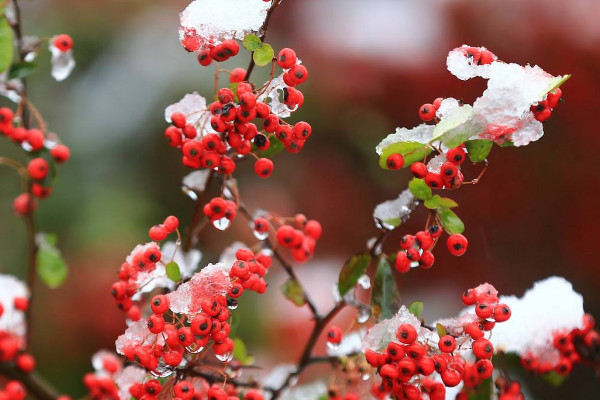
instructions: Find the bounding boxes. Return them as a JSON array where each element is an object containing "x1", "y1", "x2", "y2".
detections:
[{"x1": 0, "y1": 0, "x2": 599, "y2": 397}]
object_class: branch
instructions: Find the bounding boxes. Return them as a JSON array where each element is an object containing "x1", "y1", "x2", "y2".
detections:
[
  {"x1": 182, "y1": 171, "x2": 213, "y2": 252},
  {"x1": 0, "y1": 363, "x2": 59, "y2": 400}
]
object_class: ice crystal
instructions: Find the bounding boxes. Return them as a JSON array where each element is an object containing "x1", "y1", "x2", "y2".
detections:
[
  {"x1": 362, "y1": 306, "x2": 434, "y2": 352},
  {"x1": 375, "y1": 124, "x2": 435, "y2": 156},
  {"x1": 164, "y1": 91, "x2": 208, "y2": 130},
  {"x1": 115, "y1": 319, "x2": 163, "y2": 355},
  {"x1": 49, "y1": 45, "x2": 75, "y2": 82}
]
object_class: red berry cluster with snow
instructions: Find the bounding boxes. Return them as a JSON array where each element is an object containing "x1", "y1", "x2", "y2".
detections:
[{"x1": 0, "y1": 276, "x2": 33, "y2": 372}]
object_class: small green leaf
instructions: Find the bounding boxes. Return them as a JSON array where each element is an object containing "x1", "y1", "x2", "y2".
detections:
[
  {"x1": 242, "y1": 34, "x2": 262, "y2": 51},
  {"x1": 468, "y1": 378, "x2": 492, "y2": 400},
  {"x1": 436, "y1": 323, "x2": 446, "y2": 338},
  {"x1": 253, "y1": 136, "x2": 284, "y2": 157},
  {"x1": 378, "y1": 141, "x2": 431, "y2": 170},
  {"x1": 424, "y1": 195, "x2": 441, "y2": 209},
  {"x1": 371, "y1": 258, "x2": 401, "y2": 320},
  {"x1": 36, "y1": 234, "x2": 67, "y2": 289},
  {"x1": 232, "y1": 338, "x2": 255, "y2": 366},
  {"x1": 228, "y1": 82, "x2": 240, "y2": 102},
  {"x1": 438, "y1": 207, "x2": 465, "y2": 234},
  {"x1": 166, "y1": 261, "x2": 181, "y2": 282},
  {"x1": 9, "y1": 61, "x2": 37, "y2": 80},
  {"x1": 542, "y1": 371, "x2": 568, "y2": 387},
  {"x1": 465, "y1": 139, "x2": 493, "y2": 163},
  {"x1": 438, "y1": 197, "x2": 458, "y2": 208},
  {"x1": 281, "y1": 278, "x2": 306, "y2": 307},
  {"x1": 432, "y1": 104, "x2": 484, "y2": 148},
  {"x1": 408, "y1": 301, "x2": 423, "y2": 318},
  {"x1": 253, "y1": 43, "x2": 274, "y2": 66},
  {"x1": 408, "y1": 178, "x2": 432, "y2": 201},
  {"x1": 0, "y1": 18, "x2": 14, "y2": 74},
  {"x1": 544, "y1": 74, "x2": 571, "y2": 96},
  {"x1": 338, "y1": 253, "x2": 371, "y2": 296},
  {"x1": 498, "y1": 140, "x2": 514, "y2": 148}
]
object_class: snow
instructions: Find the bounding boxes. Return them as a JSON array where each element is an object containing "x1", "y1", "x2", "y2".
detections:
[
  {"x1": 219, "y1": 241, "x2": 247, "y2": 267},
  {"x1": 373, "y1": 188, "x2": 418, "y2": 229},
  {"x1": 167, "y1": 262, "x2": 232, "y2": 316},
  {"x1": 446, "y1": 45, "x2": 493, "y2": 80},
  {"x1": 182, "y1": 170, "x2": 211, "y2": 193},
  {"x1": 179, "y1": 0, "x2": 270, "y2": 48},
  {"x1": 114, "y1": 365, "x2": 147, "y2": 400},
  {"x1": 257, "y1": 73, "x2": 292, "y2": 118},
  {"x1": 49, "y1": 45, "x2": 75, "y2": 82},
  {"x1": 375, "y1": 124, "x2": 435, "y2": 156},
  {"x1": 426, "y1": 154, "x2": 447, "y2": 174},
  {"x1": 164, "y1": 91, "x2": 208, "y2": 129},
  {"x1": 0, "y1": 274, "x2": 29, "y2": 338},
  {"x1": 262, "y1": 364, "x2": 297, "y2": 390},
  {"x1": 327, "y1": 330, "x2": 364, "y2": 357},
  {"x1": 115, "y1": 319, "x2": 163, "y2": 355},
  {"x1": 490, "y1": 276, "x2": 585, "y2": 362},
  {"x1": 362, "y1": 306, "x2": 435, "y2": 352}
]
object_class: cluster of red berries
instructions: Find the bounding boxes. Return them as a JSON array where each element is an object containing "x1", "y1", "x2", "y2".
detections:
[
  {"x1": 111, "y1": 241, "x2": 163, "y2": 314},
  {"x1": 275, "y1": 215, "x2": 322, "y2": 263},
  {"x1": 530, "y1": 88, "x2": 563, "y2": 122},
  {"x1": 410, "y1": 146, "x2": 467, "y2": 190},
  {"x1": 148, "y1": 215, "x2": 180, "y2": 242},
  {"x1": 229, "y1": 247, "x2": 273, "y2": 295},
  {"x1": 0, "y1": 107, "x2": 70, "y2": 215},
  {"x1": 417, "y1": 97, "x2": 444, "y2": 123},
  {"x1": 522, "y1": 313, "x2": 598, "y2": 376},
  {"x1": 83, "y1": 373, "x2": 120, "y2": 400},
  {"x1": 460, "y1": 46, "x2": 496, "y2": 66},
  {"x1": 196, "y1": 39, "x2": 239, "y2": 65},
  {"x1": 0, "y1": 298, "x2": 35, "y2": 373},
  {"x1": 203, "y1": 197, "x2": 238, "y2": 228},
  {"x1": 0, "y1": 381, "x2": 26, "y2": 400},
  {"x1": 365, "y1": 285, "x2": 510, "y2": 399}
]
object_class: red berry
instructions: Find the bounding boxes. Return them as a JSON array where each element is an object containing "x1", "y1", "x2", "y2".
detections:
[
  {"x1": 440, "y1": 162, "x2": 458, "y2": 178},
  {"x1": 221, "y1": 39, "x2": 239, "y2": 57},
  {"x1": 254, "y1": 158, "x2": 273, "y2": 178},
  {"x1": 395, "y1": 251, "x2": 411, "y2": 273},
  {"x1": 149, "y1": 225, "x2": 168, "y2": 241},
  {"x1": 147, "y1": 314, "x2": 165, "y2": 334},
  {"x1": 27, "y1": 158, "x2": 49, "y2": 181},
  {"x1": 447, "y1": 234, "x2": 468, "y2": 256},
  {"x1": 438, "y1": 335, "x2": 456, "y2": 353},
  {"x1": 304, "y1": 220, "x2": 322, "y2": 240},
  {"x1": 396, "y1": 323, "x2": 417, "y2": 344},
  {"x1": 277, "y1": 48, "x2": 297, "y2": 69},
  {"x1": 50, "y1": 144, "x2": 70, "y2": 163},
  {"x1": 16, "y1": 353, "x2": 35, "y2": 373},
  {"x1": 326, "y1": 326, "x2": 342, "y2": 344},
  {"x1": 53, "y1": 34, "x2": 73, "y2": 52},
  {"x1": 410, "y1": 162, "x2": 427, "y2": 178},
  {"x1": 230, "y1": 68, "x2": 246, "y2": 82},
  {"x1": 288, "y1": 65, "x2": 308, "y2": 85},
  {"x1": 197, "y1": 49, "x2": 213, "y2": 66},
  {"x1": 493, "y1": 303, "x2": 511, "y2": 322},
  {"x1": 13, "y1": 193, "x2": 36, "y2": 216},
  {"x1": 386, "y1": 153, "x2": 404, "y2": 169},
  {"x1": 441, "y1": 368, "x2": 462, "y2": 387},
  {"x1": 425, "y1": 172, "x2": 443, "y2": 189},
  {"x1": 546, "y1": 88, "x2": 562, "y2": 109},
  {"x1": 151, "y1": 294, "x2": 170, "y2": 314},
  {"x1": 163, "y1": 216, "x2": 179, "y2": 232},
  {"x1": 446, "y1": 147, "x2": 466, "y2": 165},
  {"x1": 171, "y1": 112, "x2": 187, "y2": 129},
  {"x1": 14, "y1": 297, "x2": 29, "y2": 311},
  {"x1": 472, "y1": 338, "x2": 493, "y2": 359},
  {"x1": 476, "y1": 359, "x2": 494, "y2": 379},
  {"x1": 418, "y1": 250, "x2": 435, "y2": 269},
  {"x1": 475, "y1": 302, "x2": 493, "y2": 319},
  {"x1": 419, "y1": 104, "x2": 436, "y2": 121},
  {"x1": 462, "y1": 289, "x2": 477, "y2": 305}
]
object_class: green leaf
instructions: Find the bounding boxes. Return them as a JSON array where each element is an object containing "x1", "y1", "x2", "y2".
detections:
[
  {"x1": 542, "y1": 371, "x2": 568, "y2": 387},
  {"x1": 436, "y1": 323, "x2": 446, "y2": 338},
  {"x1": 232, "y1": 338, "x2": 255, "y2": 366},
  {"x1": 408, "y1": 178, "x2": 432, "y2": 201},
  {"x1": 228, "y1": 82, "x2": 240, "y2": 102},
  {"x1": 432, "y1": 104, "x2": 484, "y2": 148},
  {"x1": 254, "y1": 136, "x2": 284, "y2": 158},
  {"x1": 468, "y1": 378, "x2": 492, "y2": 400},
  {"x1": 281, "y1": 278, "x2": 306, "y2": 307},
  {"x1": 338, "y1": 253, "x2": 371, "y2": 296},
  {"x1": 438, "y1": 207, "x2": 465, "y2": 234},
  {"x1": 9, "y1": 61, "x2": 37, "y2": 80},
  {"x1": 36, "y1": 234, "x2": 67, "y2": 289},
  {"x1": 498, "y1": 140, "x2": 514, "y2": 148},
  {"x1": 0, "y1": 18, "x2": 14, "y2": 74},
  {"x1": 424, "y1": 195, "x2": 441, "y2": 209},
  {"x1": 253, "y1": 43, "x2": 274, "y2": 66},
  {"x1": 408, "y1": 301, "x2": 423, "y2": 318},
  {"x1": 242, "y1": 34, "x2": 262, "y2": 51},
  {"x1": 544, "y1": 74, "x2": 571, "y2": 96},
  {"x1": 465, "y1": 139, "x2": 493, "y2": 163},
  {"x1": 371, "y1": 258, "x2": 401, "y2": 320},
  {"x1": 438, "y1": 197, "x2": 458, "y2": 208},
  {"x1": 378, "y1": 141, "x2": 431, "y2": 170},
  {"x1": 166, "y1": 261, "x2": 181, "y2": 282}
]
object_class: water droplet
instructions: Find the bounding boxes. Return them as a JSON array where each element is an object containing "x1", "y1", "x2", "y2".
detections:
[
  {"x1": 181, "y1": 185, "x2": 198, "y2": 200},
  {"x1": 410, "y1": 261, "x2": 419, "y2": 269},
  {"x1": 212, "y1": 217, "x2": 231, "y2": 231},
  {"x1": 150, "y1": 365, "x2": 173, "y2": 378},
  {"x1": 326, "y1": 342, "x2": 340, "y2": 351},
  {"x1": 356, "y1": 307, "x2": 371, "y2": 324},
  {"x1": 186, "y1": 345, "x2": 204, "y2": 354},
  {"x1": 21, "y1": 142, "x2": 32, "y2": 152},
  {"x1": 215, "y1": 352, "x2": 233, "y2": 362},
  {"x1": 358, "y1": 274, "x2": 371, "y2": 289},
  {"x1": 362, "y1": 373, "x2": 371, "y2": 381},
  {"x1": 252, "y1": 229, "x2": 268, "y2": 240},
  {"x1": 260, "y1": 248, "x2": 273, "y2": 257},
  {"x1": 227, "y1": 298, "x2": 238, "y2": 310}
]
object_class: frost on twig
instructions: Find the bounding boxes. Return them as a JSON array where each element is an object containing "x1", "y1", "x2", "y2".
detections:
[{"x1": 179, "y1": 0, "x2": 270, "y2": 49}]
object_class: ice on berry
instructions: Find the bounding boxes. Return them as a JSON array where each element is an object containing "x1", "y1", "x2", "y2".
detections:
[
  {"x1": 114, "y1": 365, "x2": 147, "y2": 400},
  {"x1": 0, "y1": 274, "x2": 29, "y2": 338},
  {"x1": 257, "y1": 73, "x2": 292, "y2": 118},
  {"x1": 49, "y1": 44, "x2": 75, "y2": 82},
  {"x1": 165, "y1": 91, "x2": 208, "y2": 129},
  {"x1": 167, "y1": 262, "x2": 232, "y2": 316},
  {"x1": 489, "y1": 276, "x2": 584, "y2": 363},
  {"x1": 375, "y1": 124, "x2": 435, "y2": 156},
  {"x1": 373, "y1": 188, "x2": 418, "y2": 229},
  {"x1": 115, "y1": 319, "x2": 164, "y2": 355},
  {"x1": 179, "y1": 0, "x2": 270, "y2": 49},
  {"x1": 446, "y1": 45, "x2": 493, "y2": 80},
  {"x1": 362, "y1": 306, "x2": 434, "y2": 352},
  {"x1": 426, "y1": 154, "x2": 447, "y2": 174}
]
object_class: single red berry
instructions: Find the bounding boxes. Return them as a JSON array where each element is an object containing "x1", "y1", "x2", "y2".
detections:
[
  {"x1": 397, "y1": 323, "x2": 417, "y2": 344},
  {"x1": 493, "y1": 303, "x2": 511, "y2": 322},
  {"x1": 151, "y1": 294, "x2": 170, "y2": 314},
  {"x1": 163, "y1": 216, "x2": 179, "y2": 232},
  {"x1": 197, "y1": 49, "x2": 213, "y2": 66},
  {"x1": 399, "y1": 234, "x2": 415, "y2": 250},
  {"x1": 305, "y1": 220, "x2": 322, "y2": 240},
  {"x1": 462, "y1": 289, "x2": 477, "y2": 305},
  {"x1": 53, "y1": 34, "x2": 73, "y2": 52},
  {"x1": 277, "y1": 48, "x2": 297, "y2": 69},
  {"x1": 230, "y1": 68, "x2": 246, "y2": 83},
  {"x1": 440, "y1": 162, "x2": 458, "y2": 178},
  {"x1": 326, "y1": 326, "x2": 343, "y2": 344},
  {"x1": 27, "y1": 158, "x2": 49, "y2": 181},
  {"x1": 31, "y1": 183, "x2": 52, "y2": 199},
  {"x1": 147, "y1": 314, "x2": 165, "y2": 334},
  {"x1": 476, "y1": 359, "x2": 494, "y2": 379},
  {"x1": 441, "y1": 368, "x2": 462, "y2": 387},
  {"x1": 447, "y1": 234, "x2": 468, "y2": 256},
  {"x1": 50, "y1": 144, "x2": 70, "y2": 163},
  {"x1": 438, "y1": 335, "x2": 456, "y2": 353},
  {"x1": 418, "y1": 251, "x2": 435, "y2": 269},
  {"x1": 425, "y1": 172, "x2": 443, "y2": 189},
  {"x1": 288, "y1": 65, "x2": 308, "y2": 85},
  {"x1": 415, "y1": 231, "x2": 433, "y2": 250},
  {"x1": 13, "y1": 193, "x2": 37, "y2": 216},
  {"x1": 221, "y1": 39, "x2": 239, "y2": 57},
  {"x1": 254, "y1": 158, "x2": 273, "y2": 178},
  {"x1": 174, "y1": 380, "x2": 195, "y2": 400},
  {"x1": 472, "y1": 338, "x2": 493, "y2": 359},
  {"x1": 410, "y1": 162, "x2": 427, "y2": 178},
  {"x1": 26, "y1": 129, "x2": 44, "y2": 151},
  {"x1": 14, "y1": 297, "x2": 29, "y2": 311},
  {"x1": 446, "y1": 147, "x2": 466, "y2": 165},
  {"x1": 546, "y1": 88, "x2": 562, "y2": 109},
  {"x1": 465, "y1": 322, "x2": 484, "y2": 339},
  {"x1": 395, "y1": 251, "x2": 411, "y2": 273},
  {"x1": 16, "y1": 353, "x2": 36, "y2": 373},
  {"x1": 149, "y1": 225, "x2": 168, "y2": 241},
  {"x1": 171, "y1": 112, "x2": 187, "y2": 129},
  {"x1": 386, "y1": 153, "x2": 404, "y2": 170},
  {"x1": 475, "y1": 302, "x2": 493, "y2": 319},
  {"x1": 419, "y1": 104, "x2": 436, "y2": 121}
]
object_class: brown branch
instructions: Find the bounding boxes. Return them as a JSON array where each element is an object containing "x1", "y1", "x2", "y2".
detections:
[
  {"x1": 243, "y1": 0, "x2": 282, "y2": 82},
  {"x1": 0, "y1": 363, "x2": 59, "y2": 400}
]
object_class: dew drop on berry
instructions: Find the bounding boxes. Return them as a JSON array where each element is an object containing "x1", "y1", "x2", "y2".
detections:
[
  {"x1": 186, "y1": 344, "x2": 205, "y2": 354},
  {"x1": 215, "y1": 352, "x2": 233, "y2": 362},
  {"x1": 150, "y1": 364, "x2": 174, "y2": 378},
  {"x1": 181, "y1": 185, "x2": 199, "y2": 200},
  {"x1": 326, "y1": 342, "x2": 340, "y2": 351},
  {"x1": 227, "y1": 298, "x2": 239, "y2": 310},
  {"x1": 362, "y1": 373, "x2": 370, "y2": 381},
  {"x1": 252, "y1": 228, "x2": 268, "y2": 240},
  {"x1": 356, "y1": 307, "x2": 372, "y2": 324},
  {"x1": 357, "y1": 274, "x2": 371, "y2": 290},
  {"x1": 212, "y1": 217, "x2": 231, "y2": 231}
]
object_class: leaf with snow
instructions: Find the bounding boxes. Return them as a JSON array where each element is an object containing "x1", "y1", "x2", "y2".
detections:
[
  {"x1": 373, "y1": 188, "x2": 418, "y2": 229},
  {"x1": 49, "y1": 45, "x2": 75, "y2": 82},
  {"x1": 375, "y1": 124, "x2": 435, "y2": 158},
  {"x1": 165, "y1": 91, "x2": 208, "y2": 128},
  {"x1": 179, "y1": 0, "x2": 270, "y2": 49}
]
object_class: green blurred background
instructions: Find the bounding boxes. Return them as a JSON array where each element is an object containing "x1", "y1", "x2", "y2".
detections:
[{"x1": 0, "y1": 0, "x2": 599, "y2": 398}]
